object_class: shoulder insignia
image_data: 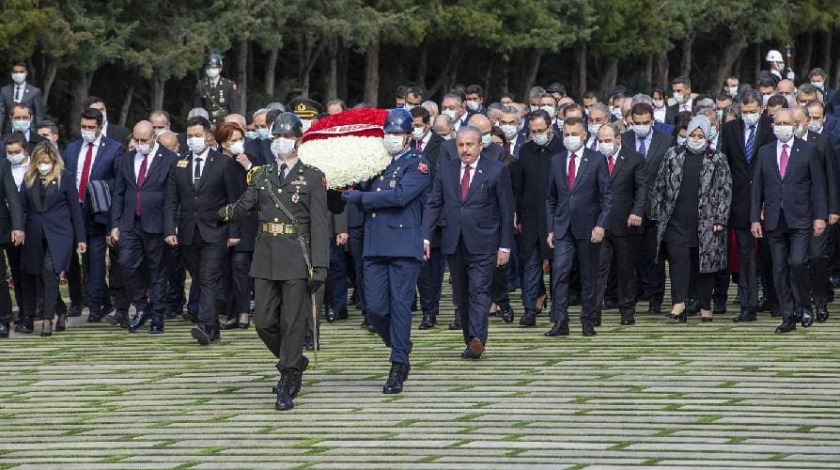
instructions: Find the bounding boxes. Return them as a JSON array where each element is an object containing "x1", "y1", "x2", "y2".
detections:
[
  {"x1": 417, "y1": 162, "x2": 428, "y2": 174},
  {"x1": 246, "y1": 165, "x2": 263, "y2": 185},
  {"x1": 176, "y1": 160, "x2": 189, "y2": 168}
]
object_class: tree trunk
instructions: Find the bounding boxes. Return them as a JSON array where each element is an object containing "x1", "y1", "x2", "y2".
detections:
[
  {"x1": 68, "y1": 70, "x2": 94, "y2": 138},
  {"x1": 798, "y1": 32, "x2": 814, "y2": 80},
  {"x1": 41, "y1": 60, "x2": 58, "y2": 110},
  {"x1": 821, "y1": 30, "x2": 832, "y2": 73},
  {"x1": 483, "y1": 60, "x2": 493, "y2": 100},
  {"x1": 754, "y1": 44, "x2": 762, "y2": 82},
  {"x1": 363, "y1": 38, "x2": 380, "y2": 106},
  {"x1": 680, "y1": 34, "x2": 694, "y2": 78},
  {"x1": 337, "y1": 47, "x2": 348, "y2": 104},
  {"x1": 644, "y1": 54, "x2": 653, "y2": 90},
  {"x1": 575, "y1": 43, "x2": 587, "y2": 100},
  {"x1": 654, "y1": 51, "x2": 668, "y2": 87},
  {"x1": 264, "y1": 48, "x2": 278, "y2": 96},
  {"x1": 118, "y1": 80, "x2": 135, "y2": 127},
  {"x1": 416, "y1": 42, "x2": 428, "y2": 90},
  {"x1": 833, "y1": 57, "x2": 840, "y2": 90},
  {"x1": 714, "y1": 35, "x2": 747, "y2": 92},
  {"x1": 521, "y1": 52, "x2": 542, "y2": 101},
  {"x1": 500, "y1": 57, "x2": 510, "y2": 95},
  {"x1": 236, "y1": 39, "x2": 248, "y2": 113},
  {"x1": 598, "y1": 57, "x2": 618, "y2": 97},
  {"x1": 326, "y1": 39, "x2": 338, "y2": 102},
  {"x1": 427, "y1": 46, "x2": 461, "y2": 97},
  {"x1": 151, "y1": 75, "x2": 166, "y2": 111}
]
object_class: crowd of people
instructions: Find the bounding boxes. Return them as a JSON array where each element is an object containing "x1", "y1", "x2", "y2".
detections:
[{"x1": 1, "y1": 50, "x2": 839, "y2": 408}]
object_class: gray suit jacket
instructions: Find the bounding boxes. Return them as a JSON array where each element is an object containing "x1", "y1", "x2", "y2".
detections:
[{"x1": 0, "y1": 83, "x2": 44, "y2": 132}]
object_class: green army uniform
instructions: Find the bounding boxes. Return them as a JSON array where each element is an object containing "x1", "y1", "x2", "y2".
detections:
[{"x1": 194, "y1": 77, "x2": 242, "y2": 126}]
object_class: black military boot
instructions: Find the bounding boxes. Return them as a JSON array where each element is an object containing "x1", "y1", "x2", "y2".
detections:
[
  {"x1": 274, "y1": 374, "x2": 294, "y2": 411},
  {"x1": 383, "y1": 362, "x2": 407, "y2": 394}
]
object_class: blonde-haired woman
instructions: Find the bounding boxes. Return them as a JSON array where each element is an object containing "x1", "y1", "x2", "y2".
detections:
[{"x1": 19, "y1": 142, "x2": 87, "y2": 336}]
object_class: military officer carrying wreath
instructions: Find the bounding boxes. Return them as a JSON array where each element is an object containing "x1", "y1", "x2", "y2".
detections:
[
  {"x1": 219, "y1": 113, "x2": 329, "y2": 411},
  {"x1": 194, "y1": 54, "x2": 242, "y2": 126}
]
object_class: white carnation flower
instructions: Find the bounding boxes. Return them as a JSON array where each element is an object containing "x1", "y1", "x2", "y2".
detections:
[{"x1": 298, "y1": 136, "x2": 390, "y2": 189}]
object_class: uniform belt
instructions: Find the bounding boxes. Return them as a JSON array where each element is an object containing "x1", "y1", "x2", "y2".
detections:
[{"x1": 261, "y1": 222, "x2": 309, "y2": 235}]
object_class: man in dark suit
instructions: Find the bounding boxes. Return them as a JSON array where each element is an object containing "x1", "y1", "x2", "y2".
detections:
[
  {"x1": 720, "y1": 90, "x2": 777, "y2": 322},
  {"x1": 512, "y1": 110, "x2": 561, "y2": 327},
  {"x1": 110, "y1": 120, "x2": 179, "y2": 333},
  {"x1": 165, "y1": 116, "x2": 241, "y2": 345},
  {"x1": 410, "y1": 106, "x2": 446, "y2": 330},
  {"x1": 664, "y1": 76, "x2": 694, "y2": 125},
  {"x1": 593, "y1": 124, "x2": 647, "y2": 326},
  {"x1": 423, "y1": 126, "x2": 514, "y2": 359},
  {"x1": 545, "y1": 117, "x2": 612, "y2": 337},
  {"x1": 499, "y1": 106, "x2": 525, "y2": 159},
  {"x1": 0, "y1": 62, "x2": 43, "y2": 133},
  {"x1": 0, "y1": 133, "x2": 25, "y2": 338},
  {"x1": 439, "y1": 114, "x2": 504, "y2": 163},
  {"x1": 0, "y1": 103, "x2": 46, "y2": 155},
  {"x1": 84, "y1": 96, "x2": 130, "y2": 146},
  {"x1": 621, "y1": 103, "x2": 672, "y2": 314},
  {"x1": 807, "y1": 68, "x2": 837, "y2": 115},
  {"x1": 751, "y1": 108, "x2": 827, "y2": 334},
  {"x1": 62, "y1": 108, "x2": 124, "y2": 322}
]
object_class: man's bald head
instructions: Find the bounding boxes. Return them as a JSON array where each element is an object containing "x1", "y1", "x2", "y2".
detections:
[
  {"x1": 224, "y1": 113, "x2": 247, "y2": 129},
  {"x1": 157, "y1": 130, "x2": 179, "y2": 154},
  {"x1": 777, "y1": 79, "x2": 795, "y2": 96},
  {"x1": 468, "y1": 113, "x2": 492, "y2": 135},
  {"x1": 133, "y1": 120, "x2": 154, "y2": 141}
]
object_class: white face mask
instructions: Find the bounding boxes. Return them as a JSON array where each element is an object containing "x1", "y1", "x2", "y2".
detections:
[
  {"x1": 256, "y1": 128, "x2": 270, "y2": 140},
  {"x1": 300, "y1": 119, "x2": 312, "y2": 132},
  {"x1": 556, "y1": 119, "x2": 564, "y2": 130},
  {"x1": 811, "y1": 81, "x2": 825, "y2": 90},
  {"x1": 481, "y1": 133, "x2": 492, "y2": 148},
  {"x1": 187, "y1": 137, "x2": 206, "y2": 154},
  {"x1": 587, "y1": 123, "x2": 602, "y2": 137},
  {"x1": 774, "y1": 125, "x2": 794, "y2": 143},
  {"x1": 708, "y1": 126, "x2": 719, "y2": 141},
  {"x1": 742, "y1": 112, "x2": 760, "y2": 127},
  {"x1": 229, "y1": 140, "x2": 244, "y2": 155},
  {"x1": 687, "y1": 138, "x2": 706, "y2": 153},
  {"x1": 206, "y1": 67, "x2": 220, "y2": 79},
  {"x1": 529, "y1": 105, "x2": 539, "y2": 112},
  {"x1": 11, "y1": 72, "x2": 26, "y2": 85},
  {"x1": 6, "y1": 152, "x2": 25, "y2": 165},
  {"x1": 136, "y1": 143, "x2": 152, "y2": 155},
  {"x1": 532, "y1": 132, "x2": 549, "y2": 146},
  {"x1": 632, "y1": 124, "x2": 651, "y2": 137},
  {"x1": 12, "y1": 120, "x2": 30, "y2": 133},
  {"x1": 81, "y1": 130, "x2": 97, "y2": 143},
  {"x1": 762, "y1": 94, "x2": 771, "y2": 106},
  {"x1": 245, "y1": 130, "x2": 259, "y2": 140},
  {"x1": 652, "y1": 99, "x2": 665, "y2": 109},
  {"x1": 466, "y1": 100, "x2": 480, "y2": 112},
  {"x1": 154, "y1": 128, "x2": 166, "y2": 138},
  {"x1": 673, "y1": 92, "x2": 685, "y2": 104},
  {"x1": 442, "y1": 109, "x2": 457, "y2": 122},
  {"x1": 540, "y1": 106, "x2": 555, "y2": 117},
  {"x1": 728, "y1": 86, "x2": 739, "y2": 97},
  {"x1": 271, "y1": 137, "x2": 296, "y2": 159},
  {"x1": 808, "y1": 121, "x2": 824, "y2": 133},
  {"x1": 37, "y1": 163, "x2": 52, "y2": 175},
  {"x1": 411, "y1": 127, "x2": 426, "y2": 141},
  {"x1": 500, "y1": 124, "x2": 517, "y2": 140},
  {"x1": 598, "y1": 142, "x2": 617, "y2": 157},
  {"x1": 677, "y1": 136, "x2": 687, "y2": 146},
  {"x1": 563, "y1": 135, "x2": 582, "y2": 152},
  {"x1": 383, "y1": 134, "x2": 405, "y2": 155},
  {"x1": 793, "y1": 124, "x2": 807, "y2": 139},
  {"x1": 609, "y1": 107, "x2": 622, "y2": 119}
]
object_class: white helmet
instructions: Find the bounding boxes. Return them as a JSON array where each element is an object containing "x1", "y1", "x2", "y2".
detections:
[{"x1": 766, "y1": 50, "x2": 783, "y2": 63}]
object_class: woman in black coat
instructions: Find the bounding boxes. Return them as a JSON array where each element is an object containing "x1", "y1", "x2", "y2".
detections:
[{"x1": 19, "y1": 142, "x2": 87, "y2": 336}]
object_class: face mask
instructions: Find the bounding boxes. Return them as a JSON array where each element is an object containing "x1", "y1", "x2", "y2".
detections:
[
  {"x1": 563, "y1": 135, "x2": 582, "y2": 152},
  {"x1": 742, "y1": 112, "x2": 760, "y2": 127},
  {"x1": 37, "y1": 163, "x2": 52, "y2": 175},
  {"x1": 154, "y1": 128, "x2": 166, "y2": 137},
  {"x1": 271, "y1": 137, "x2": 296, "y2": 159},
  {"x1": 442, "y1": 109, "x2": 457, "y2": 122},
  {"x1": 598, "y1": 142, "x2": 617, "y2": 157},
  {"x1": 773, "y1": 125, "x2": 794, "y2": 143},
  {"x1": 716, "y1": 110, "x2": 724, "y2": 122},
  {"x1": 411, "y1": 127, "x2": 426, "y2": 141},
  {"x1": 403, "y1": 104, "x2": 414, "y2": 111},
  {"x1": 136, "y1": 143, "x2": 152, "y2": 155},
  {"x1": 81, "y1": 130, "x2": 97, "y2": 143},
  {"x1": 540, "y1": 106, "x2": 555, "y2": 117},
  {"x1": 6, "y1": 152, "x2": 25, "y2": 165},
  {"x1": 687, "y1": 138, "x2": 706, "y2": 153},
  {"x1": 729, "y1": 86, "x2": 739, "y2": 97},
  {"x1": 206, "y1": 67, "x2": 220, "y2": 79},
  {"x1": 500, "y1": 125, "x2": 517, "y2": 140},
  {"x1": 811, "y1": 81, "x2": 825, "y2": 90},
  {"x1": 587, "y1": 123, "x2": 602, "y2": 137},
  {"x1": 383, "y1": 134, "x2": 405, "y2": 155},
  {"x1": 610, "y1": 107, "x2": 622, "y2": 119},
  {"x1": 808, "y1": 121, "x2": 824, "y2": 134},
  {"x1": 673, "y1": 92, "x2": 685, "y2": 104},
  {"x1": 12, "y1": 120, "x2": 30, "y2": 133},
  {"x1": 11, "y1": 73, "x2": 26, "y2": 84},
  {"x1": 529, "y1": 105, "x2": 539, "y2": 112},
  {"x1": 481, "y1": 133, "x2": 492, "y2": 148},
  {"x1": 466, "y1": 100, "x2": 480, "y2": 112},
  {"x1": 762, "y1": 94, "x2": 771, "y2": 106},
  {"x1": 793, "y1": 124, "x2": 807, "y2": 139},
  {"x1": 677, "y1": 136, "x2": 687, "y2": 146},
  {"x1": 442, "y1": 134, "x2": 453, "y2": 141},
  {"x1": 245, "y1": 130, "x2": 258, "y2": 140},
  {"x1": 632, "y1": 124, "x2": 651, "y2": 138},
  {"x1": 256, "y1": 128, "x2": 270, "y2": 140},
  {"x1": 300, "y1": 120, "x2": 312, "y2": 132},
  {"x1": 652, "y1": 99, "x2": 664, "y2": 109},
  {"x1": 229, "y1": 140, "x2": 244, "y2": 155},
  {"x1": 187, "y1": 137, "x2": 206, "y2": 154},
  {"x1": 532, "y1": 132, "x2": 549, "y2": 146},
  {"x1": 708, "y1": 126, "x2": 719, "y2": 141},
  {"x1": 556, "y1": 119, "x2": 565, "y2": 130}
]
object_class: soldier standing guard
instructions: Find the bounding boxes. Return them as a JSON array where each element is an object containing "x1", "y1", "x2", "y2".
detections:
[
  {"x1": 341, "y1": 108, "x2": 430, "y2": 394},
  {"x1": 219, "y1": 113, "x2": 329, "y2": 411},
  {"x1": 194, "y1": 54, "x2": 242, "y2": 126}
]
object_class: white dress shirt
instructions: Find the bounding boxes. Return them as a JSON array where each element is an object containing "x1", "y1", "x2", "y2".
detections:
[
  {"x1": 11, "y1": 157, "x2": 28, "y2": 190},
  {"x1": 777, "y1": 139, "x2": 792, "y2": 171},
  {"x1": 192, "y1": 146, "x2": 209, "y2": 180},
  {"x1": 76, "y1": 134, "x2": 103, "y2": 192},
  {"x1": 566, "y1": 151, "x2": 581, "y2": 180},
  {"x1": 459, "y1": 156, "x2": 480, "y2": 185},
  {"x1": 135, "y1": 143, "x2": 158, "y2": 183}
]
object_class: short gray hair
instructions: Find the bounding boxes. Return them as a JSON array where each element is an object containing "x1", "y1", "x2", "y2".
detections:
[{"x1": 457, "y1": 125, "x2": 482, "y2": 143}]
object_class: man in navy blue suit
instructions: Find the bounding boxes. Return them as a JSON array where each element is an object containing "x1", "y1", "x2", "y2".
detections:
[
  {"x1": 545, "y1": 116, "x2": 612, "y2": 337},
  {"x1": 751, "y1": 108, "x2": 827, "y2": 334},
  {"x1": 62, "y1": 108, "x2": 124, "y2": 322},
  {"x1": 423, "y1": 126, "x2": 514, "y2": 359},
  {"x1": 110, "y1": 121, "x2": 178, "y2": 334}
]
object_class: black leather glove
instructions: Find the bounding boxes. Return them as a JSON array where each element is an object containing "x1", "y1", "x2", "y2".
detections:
[{"x1": 308, "y1": 267, "x2": 327, "y2": 291}]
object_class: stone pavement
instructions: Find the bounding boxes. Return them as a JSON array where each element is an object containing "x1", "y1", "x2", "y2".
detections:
[{"x1": 1, "y1": 288, "x2": 840, "y2": 469}]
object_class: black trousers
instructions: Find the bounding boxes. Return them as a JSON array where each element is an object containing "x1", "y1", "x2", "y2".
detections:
[
  {"x1": 166, "y1": 244, "x2": 186, "y2": 315},
  {"x1": 182, "y1": 232, "x2": 227, "y2": 330},
  {"x1": 666, "y1": 240, "x2": 713, "y2": 310},
  {"x1": 119, "y1": 227, "x2": 168, "y2": 315},
  {"x1": 21, "y1": 242, "x2": 60, "y2": 321},
  {"x1": 595, "y1": 233, "x2": 641, "y2": 315},
  {"x1": 810, "y1": 229, "x2": 830, "y2": 308},
  {"x1": 228, "y1": 251, "x2": 253, "y2": 316},
  {"x1": 254, "y1": 278, "x2": 308, "y2": 373},
  {"x1": 732, "y1": 228, "x2": 759, "y2": 309},
  {"x1": 448, "y1": 237, "x2": 495, "y2": 345},
  {"x1": 640, "y1": 220, "x2": 666, "y2": 305},
  {"x1": 765, "y1": 214, "x2": 810, "y2": 319}
]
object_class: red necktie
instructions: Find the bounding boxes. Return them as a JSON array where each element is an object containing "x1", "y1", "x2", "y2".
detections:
[
  {"x1": 78, "y1": 143, "x2": 94, "y2": 201},
  {"x1": 417, "y1": 140, "x2": 423, "y2": 153},
  {"x1": 135, "y1": 155, "x2": 148, "y2": 216},
  {"x1": 608, "y1": 155, "x2": 614, "y2": 175},
  {"x1": 780, "y1": 143, "x2": 789, "y2": 179},
  {"x1": 567, "y1": 153, "x2": 576, "y2": 189},
  {"x1": 460, "y1": 164, "x2": 471, "y2": 202}
]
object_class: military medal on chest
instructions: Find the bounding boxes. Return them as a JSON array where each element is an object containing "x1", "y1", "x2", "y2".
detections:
[{"x1": 390, "y1": 166, "x2": 400, "y2": 188}]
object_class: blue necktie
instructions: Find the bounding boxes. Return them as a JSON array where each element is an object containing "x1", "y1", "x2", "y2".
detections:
[
  {"x1": 638, "y1": 137, "x2": 647, "y2": 158},
  {"x1": 745, "y1": 125, "x2": 756, "y2": 164}
]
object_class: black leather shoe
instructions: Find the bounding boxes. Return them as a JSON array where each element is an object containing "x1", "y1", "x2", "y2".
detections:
[
  {"x1": 40, "y1": 319, "x2": 53, "y2": 337},
  {"x1": 620, "y1": 315, "x2": 635, "y2": 326},
  {"x1": 190, "y1": 325, "x2": 212, "y2": 345},
  {"x1": 817, "y1": 306, "x2": 830, "y2": 323},
  {"x1": 55, "y1": 313, "x2": 67, "y2": 332},
  {"x1": 290, "y1": 356, "x2": 309, "y2": 398},
  {"x1": 581, "y1": 319, "x2": 597, "y2": 337},
  {"x1": 274, "y1": 374, "x2": 294, "y2": 411},
  {"x1": 545, "y1": 321, "x2": 569, "y2": 337},
  {"x1": 732, "y1": 310, "x2": 757, "y2": 323},
  {"x1": 592, "y1": 312, "x2": 602, "y2": 327},
  {"x1": 801, "y1": 309, "x2": 814, "y2": 328},
  {"x1": 519, "y1": 311, "x2": 537, "y2": 327},
  {"x1": 0, "y1": 322, "x2": 8, "y2": 338},
  {"x1": 182, "y1": 311, "x2": 198, "y2": 323},
  {"x1": 383, "y1": 362, "x2": 406, "y2": 394},
  {"x1": 460, "y1": 347, "x2": 480, "y2": 360},
  {"x1": 105, "y1": 311, "x2": 128, "y2": 328},
  {"x1": 15, "y1": 317, "x2": 33, "y2": 334},
  {"x1": 237, "y1": 312, "x2": 251, "y2": 329},
  {"x1": 448, "y1": 315, "x2": 462, "y2": 330},
  {"x1": 499, "y1": 305, "x2": 515, "y2": 323},
  {"x1": 757, "y1": 298, "x2": 773, "y2": 313},
  {"x1": 713, "y1": 301, "x2": 727, "y2": 315},
  {"x1": 67, "y1": 304, "x2": 83, "y2": 317},
  {"x1": 360, "y1": 316, "x2": 376, "y2": 333},
  {"x1": 220, "y1": 317, "x2": 240, "y2": 330},
  {"x1": 418, "y1": 313, "x2": 436, "y2": 330},
  {"x1": 210, "y1": 327, "x2": 221, "y2": 342},
  {"x1": 602, "y1": 299, "x2": 618, "y2": 310},
  {"x1": 86, "y1": 314, "x2": 102, "y2": 323},
  {"x1": 335, "y1": 308, "x2": 348, "y2": 321},
  {"x1": 149, "y1": 315, "x2": 164, "y2": 334},
  {"x1": 128, "y1": 311, "x2": 149, "y2": 333},
  {"x1": 647, "y1": 303, "x2": 661, "y2": 315},
  {"x1": 775, "y1": 318, "x2": 797, "y2": 334},
  {"x1": 325, "y1": 308, "x2": 337, "y2": 323}
]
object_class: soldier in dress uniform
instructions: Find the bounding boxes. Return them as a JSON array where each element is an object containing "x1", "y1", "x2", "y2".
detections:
[
  {"x1": 194, "y1": 54, "x2": 242, "y2": 126},
  {"x1": 219, "y1": 112, "x2": 329, "y2": 411},
  {"x1": 341, "y1": 108, "x2": 431, "y2": 394},
  {"x1": 289, "y1": 98, "x2": 324, "y2": 134}
]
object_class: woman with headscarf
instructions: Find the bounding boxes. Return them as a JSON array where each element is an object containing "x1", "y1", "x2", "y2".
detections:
[{"x1": 650, "y1": 115, "x2": 732, "y2": 323}]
